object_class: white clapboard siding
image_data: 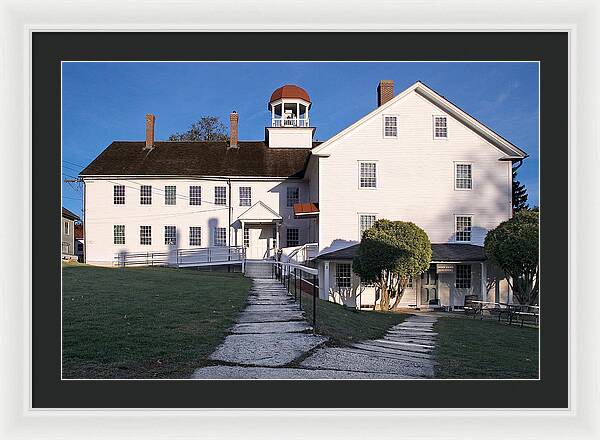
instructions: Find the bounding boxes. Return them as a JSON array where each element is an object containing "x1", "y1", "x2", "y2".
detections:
[
  {"x1": 317, "y1": 90, "x2": 512, "y2": 253},
  {"x1": 84, "y1": 177, "x2": 310, "y2": 266}
]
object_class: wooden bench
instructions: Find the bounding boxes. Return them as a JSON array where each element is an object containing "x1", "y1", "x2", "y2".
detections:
[
  {"x1": 512, "y1": 307, "x2": 539, "y2": 327},
  {"x1": 464, "y1": 295, "x2": 482, "y2": 318}
]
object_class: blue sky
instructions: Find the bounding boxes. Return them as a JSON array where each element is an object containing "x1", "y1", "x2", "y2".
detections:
[{"x1": 62, "y1": 62, "x2": 539, "y2": 216}]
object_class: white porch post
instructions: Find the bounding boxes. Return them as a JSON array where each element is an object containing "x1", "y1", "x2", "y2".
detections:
[
  {"x1": 480, "y1": 262, "x2": 487, "y2": 301},
  {"x1": 275, "y1": 223, "x2": 280, "y2": 251},
  {"x1": 323, "y1": 261, "x2": 330, "y2": 300}
]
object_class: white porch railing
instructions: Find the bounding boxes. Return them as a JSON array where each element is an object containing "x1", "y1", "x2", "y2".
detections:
[
  {"x1": 284, "y1": 243, "x2": 319, "y2": 264},
  {"x1": 271, "y1": 117, "x2": 310, "y2": 127},
  {"x1": 113, "y1": 246, "x2": 245, "y2": 268}
]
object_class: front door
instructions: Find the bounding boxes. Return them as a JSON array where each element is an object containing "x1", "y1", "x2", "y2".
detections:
[
  {"x1": 246, "y1": 225, "x2": 271, "y2": 259},
  {"x1": 420, "y1": 265, "x2": 439, "y2": 306}
]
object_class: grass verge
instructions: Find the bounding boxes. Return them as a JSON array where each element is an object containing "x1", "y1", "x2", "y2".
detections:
[
  {"x1": 299, "y1": 292, "x2": 407, "y2": 346},
  {"x1": 62, "y1": 263, "x2": 251, "y2": 379},
  {"x1": 433, "y1": 316, "x2": 539, "y2": 379}
]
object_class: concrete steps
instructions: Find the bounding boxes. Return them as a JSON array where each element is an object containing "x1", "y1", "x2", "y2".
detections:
[{"x1": 244, "y1": 261, "x2": 275, "y2": 279}]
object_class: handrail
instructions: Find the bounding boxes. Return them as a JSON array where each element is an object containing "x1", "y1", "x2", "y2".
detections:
[
  {"x1": 266, "y1": 260, "x2": 319, "y2": 334},
  {"x1": 286, "y1": 242, "x2": 318, "y2": 264}
]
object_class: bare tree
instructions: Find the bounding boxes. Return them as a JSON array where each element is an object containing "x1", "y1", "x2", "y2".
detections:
[{"x1": 168, "y1": 116, "x2": 228, "y2": 141}]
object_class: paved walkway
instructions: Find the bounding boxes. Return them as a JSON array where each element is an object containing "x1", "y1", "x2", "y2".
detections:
[{"x1": 192, "y1": 278, "x2": 437, "y2": 379}]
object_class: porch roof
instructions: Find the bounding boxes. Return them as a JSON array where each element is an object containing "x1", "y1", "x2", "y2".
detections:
[
  {"x1": 316, "y1": 243, "x2": 486, "y2": 262},
  {"x1": 237, "y1": 201, "x2": 282, "y2": 223},
  {"x1": 293, "y1": 202, "x2": 319, "y2": 218}
]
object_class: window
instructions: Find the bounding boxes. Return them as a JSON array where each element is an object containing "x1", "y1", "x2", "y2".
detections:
[
  {"x1": 434, "y1": 116, "x2": 448, "y2": 139},
  {"x1": 455, "y1": 215, "x2": 472, "y2": 242},
  {"x1": 456, "y1": 264, "x2": 472, "y2": 288},
  {"x1": 359, "y1": 162, "x2": 377, "y2": 188},
  {"x1": 114, "y1": 225, "x2": 125, "y2": 244},
  {"x1": 336, "y1": 263, "x2": 352, "y2": 289},
  {"x1": 140, "y1": 185, "x2": 152, "y2": 205},
  {"x1": 214, "y1": 227, "x2": 227, "y2": 246},
  {"x1": 286, "y1": 228, "x2": 299, "y2": 247},
  {"x1": 165, "y1": 185, "x2": 176, "y2": 205},
  {"x1": 407, "y1": 276, "x2": 413, "y2": 288},
  {"x1": 140, "y1": 225, "x2": 151, "y2": 245},
  {"x1": 359, "y1": 214, "x2": 376, "y2": 238},
  {"x1": 239, "y1": 187, "x2": 252, "y2": 206},
  {"x1": 189, "y1": 186, "x2": 202, "y2": 205},
  {"x1": 113, "y1": 185, "x2": 125, "y2": 204},
  {"x1": 189, "y1": 227, "x2": 202, "y2": 246},
  {"x1": 64, "y1": 221, "x2": 69, "y2": 235},
  {"x1": 384, "y1": 115, "x2": 398, "y2": 138},
  {"x1": 243, "y1": 228, "x2": 249, "y2": 248},
  {"x1": 286, "y1": 187, "x2": 299, "y2": 207},
  {"x1": 164, "y1": 225, "x2": 176, "y2": 245},
  {"x1": 215, "y1": 186, "x2": 227, "y2": 205},
  {"x1": 455, "y1": 163, "x2": 472, "y2": 190}
]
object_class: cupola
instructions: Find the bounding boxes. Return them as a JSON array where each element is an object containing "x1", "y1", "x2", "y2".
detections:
[{"x1": 265, "y1": 84, "x2": 315, "y2": 148}]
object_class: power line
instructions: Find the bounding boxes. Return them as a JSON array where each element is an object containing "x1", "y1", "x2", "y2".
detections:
[{"x1": 84, "y1": 205, "x2": 229, "y2": 222}]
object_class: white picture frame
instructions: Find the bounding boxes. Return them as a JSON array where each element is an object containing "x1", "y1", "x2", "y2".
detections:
[{"x1": 0, "y1": 0, "x2": 596, "y2": 438}]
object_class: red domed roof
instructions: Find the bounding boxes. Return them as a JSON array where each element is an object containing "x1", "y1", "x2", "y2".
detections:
[{"x1": 269, "y1": 84, "x2": 311, "y2": 104}]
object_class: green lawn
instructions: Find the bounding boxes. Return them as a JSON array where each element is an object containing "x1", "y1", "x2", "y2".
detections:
[
  {"x1": 299, "y1": 292, "x2": 407, "y2": 346},
  {"x1": 433, "y1": 316, "x2": 539, "y2": 379},
  {"x1": 62, "y1": 263, "x2": 251, "y2": 379}
]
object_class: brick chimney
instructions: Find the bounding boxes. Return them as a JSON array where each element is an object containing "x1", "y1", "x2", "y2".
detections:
[
  {"x1": 377, "y1": 80, "x2": 394, "y2": 106},
  {"x1": 229, "y1": 111, "x2": 239, "y2": 148},
  {"x1": 145, "y1": 114, "x2": 155, "y2": 149}
]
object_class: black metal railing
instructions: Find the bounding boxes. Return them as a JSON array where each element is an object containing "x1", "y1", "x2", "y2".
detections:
[{"x1": 271, "y1": 261, "x2": 319, "y2": 334}]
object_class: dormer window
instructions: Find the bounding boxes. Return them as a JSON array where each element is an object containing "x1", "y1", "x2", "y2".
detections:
[
  {"x1": 434, "y1": 116, "x2": 448, "y2": 139},
  {"x1": 383, "y1": 115, "x2": 398, "y2": 138}
]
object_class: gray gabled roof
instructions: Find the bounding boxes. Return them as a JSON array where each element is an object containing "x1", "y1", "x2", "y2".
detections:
[
  {"x1": 62, "y1": 207, "x2": 80, "y2": 221},
  {"x1": 316, "y1": 243, "x2": 486, "y2": 262}
]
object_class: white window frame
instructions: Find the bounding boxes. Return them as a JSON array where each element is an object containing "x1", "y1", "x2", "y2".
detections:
[
  {"x1": 455, "y1": 264, "x2": 472, "y2": 289},
  {"x1": 286, "y1": 228, "x2": 299, "y2": 247},
  {"x1": 214, "y1": 186, "x2": 227, "y2": 206},
  {"x1": 358, "y1": 213, "x2": 377, "y2": 239},
  {"x1": 189, "y1": 226, "x2": 202, "y2": 246},
  {"x1": 239, "y1": 186, "x2": 252, "y2": 207},
  {"x1": 382, "y1": 114, "x2": 398, "y2": 138},
  {"x1": 64, "y1": 221, "x2": 69, "y2": 235},
  {"x1": 214, "y1": 227, "x2": 227, "y2": 246},
  {"x1": 433, "y1": 115, "x2": 448, "y2": 140},
  {"x1": 243, "y1": 227, "x2": 250, "y2": 248},
  {"x1": 286, "y1": 187, "x2": 299, "y2": 207},
  {"x1": 454, "y1": 215, "x2": 473, "y2": 243},
  {"x1": 113, "y1": 225, "x2": 125, "y2": 245},
  {"x1": 189, "y1": 185, "x2": 202, "y2": 206},
  {"x1": 140, "y1": 225, "x2": 152, "y2": 245},
  {"x1": 113, "y1": 185, "x2": 125, "y2": 205},
  {"x1": 164, "y1": 225, "x2": 176, "y2": 245},
  {"x1": 454, "y1": 162, "x2": 473, "y2": 191},
  {"x1": 358, "y1": 161, "x2": 378, "y2": 189},
  {"x1": 140, "y1": 185, "x2": 152, "y2": 205},
  {"x1": 164, "y1": 185, "x2": 176, "y2": 205},
  {"x1": 335, "y1": 263, "x2": 352, "y2": 289}
]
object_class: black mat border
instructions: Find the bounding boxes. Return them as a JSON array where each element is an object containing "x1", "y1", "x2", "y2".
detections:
[{"x1": 33, "y1": 32, "x2": 567, "y2": 408}]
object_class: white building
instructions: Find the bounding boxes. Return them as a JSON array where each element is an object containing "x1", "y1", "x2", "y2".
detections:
[{"x1": 80, "y1": 81, "x2": 527, "y2": 309}]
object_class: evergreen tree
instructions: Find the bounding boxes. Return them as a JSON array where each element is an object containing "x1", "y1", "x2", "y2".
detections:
[{"x1": 512, "y1": 167, "x2": 529, "y2": 212}]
